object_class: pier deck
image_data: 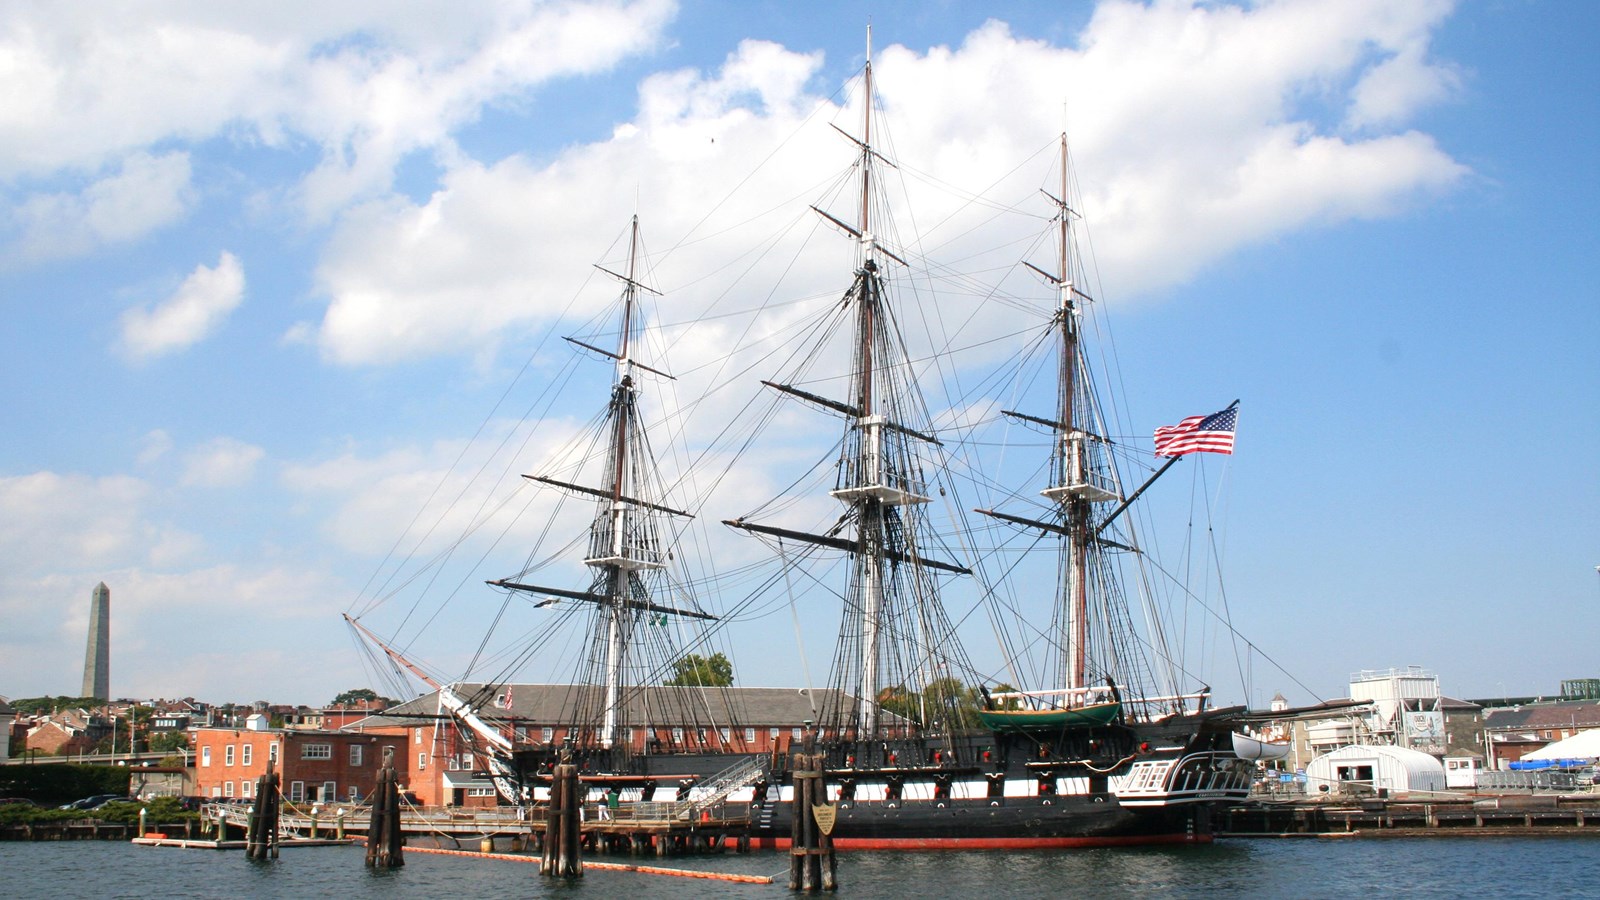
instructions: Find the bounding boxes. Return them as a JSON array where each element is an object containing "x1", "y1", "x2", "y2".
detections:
[
  {"x1": 1223, "y1": 796, "x2": 1600, "y2": 837},
  {"x1": 203, "y1": 800, "x2": 753, "y2": 856}
]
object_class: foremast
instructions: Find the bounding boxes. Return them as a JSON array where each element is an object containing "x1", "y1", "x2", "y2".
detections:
[{"x1": 490, "y1": 216, "x2": 711, "y2": 761}]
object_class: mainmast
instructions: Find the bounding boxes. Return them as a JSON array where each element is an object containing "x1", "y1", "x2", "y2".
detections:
[
  {"x1": 831, "y1": 28, "x2": 929, "y2": 740},
  {"x1": 726, "y1": 28, "x2": 975, "y2": 749},
  {"x1": 598, "y1": 215, "x2": 646, "y2": 749},
  {"x1": 851, "y1": 28, "x2": 885, "y2": 740}
]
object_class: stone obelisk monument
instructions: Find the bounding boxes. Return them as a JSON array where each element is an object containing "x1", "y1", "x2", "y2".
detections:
[{"x1": 82, "y1": 582, "x2": 110, "y2": 700}]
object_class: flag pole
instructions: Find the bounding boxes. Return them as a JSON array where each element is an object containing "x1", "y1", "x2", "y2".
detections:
[{"x1": 1093, "y1": 454, "x2": 1181, "y2": 539}]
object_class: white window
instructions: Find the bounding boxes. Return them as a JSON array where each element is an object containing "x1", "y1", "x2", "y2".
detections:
[
  {"x1": 448, "y1": 755, "x2": 460, "y2": 771},
  {"x1": 223, "y1": 781, "x2": 234, "y2": 797},
  {"x1": 792, "y1": 727, "x2": 803, "y2": 740},
  {"x1": 302, "y1": 743, "x2": 332, "y2": 760},
  {"x1": 289, "y1": 781, "x2": 305, "y2": 802},
  {"x1": 418, "y1": 753, "x2": 427, "y2": 770},
  {"x1": 415, "y1": 729, "x2": 422, "y2": 744},
  {"x1": 515, "y1": 726, "x2": 528, "y2": 742},
  {"x1": 348, "y1": 786, "x2": 360, "y2": 802},
  {"x1": 242, "y1": 780, "x2": 254, "y2": 798},
  {"x1": 671, "y1": 727, "x2": 684, "y2": 742},
  {"x1": 769, "y1": 727, "x2": 780, "y2": 741},
  {"x1": 241, "y1": 744, "x2": 253, "y2": 766},
  {"x1": 201, "y1": 746, "x2": 212, "y2": 767},
  {"x1": 744, "y1": 728, "x2": 757, "y2": 744},
  {"x1": 322, "y1": 781, "x2": 337, "y2": 801},
  {"x1": 224, "y1": 745, "x2": 235, "y2": 766},
  {"x1": 210, "y1": 786, "x2": 220, "y2": 797},
  {"x1": 349, "y1": 744, "x2": 364, "y2": 766},
  {"x1": 719, "y1": 728, "x2": 732, "y2": 745},
  {"x1": 467, "y1": 787, "x2": 495, "y2": 797},
  {"x1": 269, "y1": 742, "x2": 279, "y2": 763},
  {"x1": 541, "y1": 727, "x2": 554, "y2": 742}
]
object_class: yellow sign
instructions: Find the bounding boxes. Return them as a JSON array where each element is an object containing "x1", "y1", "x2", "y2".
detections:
[{"x1": 812, "y1": 803, "x2": 837, "y2": 835}]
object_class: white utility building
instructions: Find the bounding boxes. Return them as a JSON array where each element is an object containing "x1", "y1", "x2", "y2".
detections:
[{"x1": 1304, "y1": 744, "x2": 1446, "y2": 796}]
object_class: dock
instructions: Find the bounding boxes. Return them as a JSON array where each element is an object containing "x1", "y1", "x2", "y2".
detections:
[
  {"x1": 132, "y1": 836, "x2": 356, "y2": 850},
  {"x1": 202, "y1": 799, "x2": 753, "y2": 857},
  {"x1": 1222, "y1": 795, "x2": 1600, "y2": 837}
]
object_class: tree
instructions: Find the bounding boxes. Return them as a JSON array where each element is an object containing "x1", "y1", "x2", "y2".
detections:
[
  {"x1": 331, "y1": 688, "x2": 379, "y2": 706},
  {"x1": 663, "y1": 653, "x2": 734, "y2": 687},
  {"x1": 876, "y1": 678, "x2": 985, "y2": 728},
  {"x1": 148, "y1": 731, "x2": 189, "y2": 754},
  {"x1": 9, "y1": 696, "x2": 103, "y2": 715}
]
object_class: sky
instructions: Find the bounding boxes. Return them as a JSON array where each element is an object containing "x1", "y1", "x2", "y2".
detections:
[{"x1": 1, "y1": 0, "x2": 1595, "y2": 710}]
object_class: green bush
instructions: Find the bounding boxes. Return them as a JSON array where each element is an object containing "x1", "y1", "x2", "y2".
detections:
[
  {"x1": 96, "y1": 796, "x2": 197, "y2": 825},
  {"x1": 0, "y1": 765, "x2": 130, "y2": 805},
  {"x1": 0, "y1": 804, "x2": 80, "y2": 825},
  {"x1": 0, "y1": 796, "x2": 199, "y2": 826}
]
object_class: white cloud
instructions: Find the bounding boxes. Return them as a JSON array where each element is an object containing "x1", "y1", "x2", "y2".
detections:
[
  {"x1": 0, "y1": 471, "x2": 152, "y2": 568},
  {"x1": 180, "y1": 437, "x2": 266, "y2": 488},
  {"x1": 279, "y1": 419, "x2": 587, "y2": 557},
  {"x1": 137, "y1": 430, "x2": 174, "y2": 466},
  {"x1": 5, "y1": 151, "x2": 192, "y2": 263},
  {"x1": 119, "y1": 251, "x2": 246, "y2": 360},
  {"x1": 0, "y1": 564, "x2": 358, "y2": 702},
  {"x1": 0, "y1": 0, "x2": 680, "y2": 225},
  {"x1": 308, "y1": 2, "x2": 1467, "y2": 367},
  {"x1": 1346, "y1": 42, "x2": 1461, "y2": 129}
]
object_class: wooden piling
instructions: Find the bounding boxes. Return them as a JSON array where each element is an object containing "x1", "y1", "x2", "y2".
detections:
[
  {"x1": 788, "y1": 727, "x2": 837, "y2": 892},
  {"x1": 365, "y1": 747, "x2": 405, "y2": 868},
  {"x1": 541, "y1": 757, "x2": 583, "y2": 878},
  {"x1": 245, "y1": 759, "x2": 280, "y2": 861}
]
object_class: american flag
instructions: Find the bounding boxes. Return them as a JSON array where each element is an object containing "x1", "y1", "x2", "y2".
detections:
[{"x1": 1153, "y1": 402, "x2": 1239, "y2": 457}]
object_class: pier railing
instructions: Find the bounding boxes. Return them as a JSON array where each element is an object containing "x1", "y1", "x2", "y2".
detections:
[{"x1": 205, "y1": 799, "x2": 749, "y2": 837}]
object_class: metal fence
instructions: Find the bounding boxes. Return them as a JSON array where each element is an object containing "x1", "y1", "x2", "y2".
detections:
[{"x1": 1475, "y1": 769, "x2": 1595, "y2": 793}]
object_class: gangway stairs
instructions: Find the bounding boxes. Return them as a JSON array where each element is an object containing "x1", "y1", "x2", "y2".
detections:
[{"x1": 683, "y1": 755, "x2": 767, "y2": 815}]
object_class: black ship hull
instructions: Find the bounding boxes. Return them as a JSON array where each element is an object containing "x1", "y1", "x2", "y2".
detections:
[{"x1": 747, "y1": 793, "x2": 1215, "y2": 850}]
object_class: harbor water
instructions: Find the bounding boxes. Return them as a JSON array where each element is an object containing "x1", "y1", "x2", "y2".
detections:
[{"x1": 4, "y1": 837, "x2": 1597, "y2": 898}]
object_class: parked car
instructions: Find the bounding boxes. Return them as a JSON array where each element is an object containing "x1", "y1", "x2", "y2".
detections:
[
  {"x1": 58, "y1": 794, "x2": 124, "y2": 810},
  {"x1": 88, "y1": 797, "x2": 138, "y2": 810},
  {"x1": 0, "y1": 797, "x2": 39, "y2": 807}
]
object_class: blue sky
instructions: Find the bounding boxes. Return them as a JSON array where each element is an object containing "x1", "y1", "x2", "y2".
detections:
[{"x1": 2, "y1": 0, "x2": 1595, "y2": 708}]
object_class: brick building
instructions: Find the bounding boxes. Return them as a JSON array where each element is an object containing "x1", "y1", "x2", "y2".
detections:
[
  {"x1": 191, "y1": 725, "x2": 408, "y2": 804},
  {"x1": 359, "y1": 683, "x2": 900, "y2": 808},
  {"x1": 1483, "y1": 699, "x2": 1600, "y2": 769},
  {"x1": 24, "y1": 710, "x2": 109, "y2": 756}
]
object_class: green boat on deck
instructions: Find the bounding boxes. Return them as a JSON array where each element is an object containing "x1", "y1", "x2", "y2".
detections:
[{"x1": 975, "y1": 701, "x2": 1122, "y2": 733}]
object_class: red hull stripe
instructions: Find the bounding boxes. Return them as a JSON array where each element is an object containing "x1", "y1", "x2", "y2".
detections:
[{"x1": 749, "y1": 833, "x2": 1211, "y2": 851}]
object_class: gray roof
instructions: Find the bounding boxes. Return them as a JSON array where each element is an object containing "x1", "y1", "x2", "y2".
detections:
[
  {"x1": 352, "y1": 683, "x2": 901, "y2": 730},
  {"x1": 1483, "y1": 699, "x2": 1600, "y2": 731}
]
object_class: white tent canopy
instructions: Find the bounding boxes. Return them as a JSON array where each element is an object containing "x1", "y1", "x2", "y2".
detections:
[
  {"x1": 1304, "y1": 744, "x2": 1446, "y2": 796},
  {"x1": 1523, "y1": 728, "x2": 1600, "y2": 761}
]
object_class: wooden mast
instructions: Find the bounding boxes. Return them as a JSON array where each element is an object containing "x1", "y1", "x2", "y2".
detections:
[
  {"x1": 854, "y1": 26, "x2": 883, "y2": 740},
  {"x1": 1055, "y1": 135, "x2": 1090, "y2": 693},
  {"x1": 600, "y1": 215, "x2": 643, "y2": 750}
]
